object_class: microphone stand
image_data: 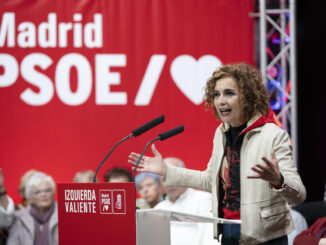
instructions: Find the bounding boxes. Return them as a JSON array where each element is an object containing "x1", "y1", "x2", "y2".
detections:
[{"x1": 93, "y1": 134, "x2": 133, "y2": 183}]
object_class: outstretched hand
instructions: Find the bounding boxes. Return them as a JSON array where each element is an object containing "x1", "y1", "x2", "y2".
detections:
[
  {"x1": 247, "y1": 149, "x2": 283, "y2": 188},
  {"x1": 128, "y1": 144, "x2": 167, "y2": 177}
]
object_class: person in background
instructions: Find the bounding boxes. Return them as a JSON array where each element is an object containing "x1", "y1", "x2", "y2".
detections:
[
  {"x1": 0, "y1": 169, "x2": 14, "y2": 245},
  {"x1": 135, "y1": 172, "x2": 163, "y2": 209},
  {"x1": 288, "y1": 209, "x2": 308, "y2": 245},
  {"x1": 294, "y1": 216, "x2": 326, "y2": 245},
  {"x1": 129, "y1": 63, "x2": 306, "y2": 244},
  {"x1": 7, "y1": 172, "x2": 58, "y2": 245},
  {"x1": 292, "y1": 185, "x2": 326, "y2": 245},
  {"x1": 16, "y1": 169, "x2": 39, "y2": 210},
  {"x1": 73, "y1": 169, "x2": 97, "y2": 183},
  {"x1": 104, "y1": 167, "x2": 132, "y2": 183},
  {"x1": 154, "y1": 157, "x2": 217, "y2": 245}
]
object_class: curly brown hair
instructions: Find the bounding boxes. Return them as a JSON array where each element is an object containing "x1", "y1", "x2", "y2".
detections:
[{"x1": 204, "y1": 63, "x2": 269, "y2": 120}]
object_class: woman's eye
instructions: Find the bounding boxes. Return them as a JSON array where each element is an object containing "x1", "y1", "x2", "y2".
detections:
[
  {"x1": 213, "y1": 92, "x2": 220, "y2": 98},
  {"x1": 225, "y1": 91, "x2": 235, "y2": 97}
]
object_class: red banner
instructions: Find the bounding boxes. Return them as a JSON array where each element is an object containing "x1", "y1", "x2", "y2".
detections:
[{"x1": 0, "y1": 0, "x2": 254, "y2": 203}]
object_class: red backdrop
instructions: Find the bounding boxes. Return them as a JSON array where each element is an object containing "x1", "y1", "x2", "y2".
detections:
[{"x1": 0, "y1": 0, "x2": 254, "y2": 203}]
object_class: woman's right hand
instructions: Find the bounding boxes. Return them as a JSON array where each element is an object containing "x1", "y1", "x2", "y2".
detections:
[{"x1": 128, "y1": 144, "x2": 167, "y2": 177}]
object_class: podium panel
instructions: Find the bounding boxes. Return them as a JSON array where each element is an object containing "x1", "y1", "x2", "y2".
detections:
[
  {"x1": 57, "y1": 183, "x2": 136, "y2": 245},
  {"x1": 135, "y1": 209, "x2": 241, "y2": 245},
  {"x1": 136, "y1": 210, "x2": 171, "y2": 245}
]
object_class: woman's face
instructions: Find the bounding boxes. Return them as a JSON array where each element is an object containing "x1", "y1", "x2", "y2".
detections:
[
  {"x1": 30, "y1": 181, "x2": 54, "y2": 212},
  {"x1": 213, "y1": 77, "x2": 247, "y2": 127}
]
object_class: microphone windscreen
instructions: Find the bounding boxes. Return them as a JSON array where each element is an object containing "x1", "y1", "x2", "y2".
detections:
[
  {"x1": 132, "y1": 115, "x2": 165, "y2": 137},
  {"x1": 158, "y1": 125, "x2": 184, "y2": 141}
]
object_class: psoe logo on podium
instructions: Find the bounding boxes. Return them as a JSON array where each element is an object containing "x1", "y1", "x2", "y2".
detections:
[
  {"x1": 112, "y1": 190, "x2": 126, "y2": 214},
  {"x1": 99, "y1": 190, "x2": 112, "y2": 214}
]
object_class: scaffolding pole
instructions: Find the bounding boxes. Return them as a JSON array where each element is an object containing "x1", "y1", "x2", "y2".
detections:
[{"x1": 254, "y1": 0, "x2": 298, "y2": 167}]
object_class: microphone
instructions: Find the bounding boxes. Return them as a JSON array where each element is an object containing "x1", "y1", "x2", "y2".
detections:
[
  {"x1": 158, "y1": 125, "x2": 184, "y2": 141},
  {"x1": 132, "y1": 125, "x2": 184, "y2": 181},
  {"x1": 132, "y1": 115, "x2": 164, "y2": 137},
  {"x1": 93, "y1": 115, "x2": 165, "y2": 182}
]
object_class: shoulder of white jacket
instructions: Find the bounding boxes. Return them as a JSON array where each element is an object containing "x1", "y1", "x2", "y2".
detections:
[{"x1": 247, "y1": 122, "x2": 283, "y2": 134}]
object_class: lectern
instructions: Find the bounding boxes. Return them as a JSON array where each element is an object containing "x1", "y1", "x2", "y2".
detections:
[
  {"x1": 57, "y1": 183, "x2": 137, "y2": 245},
  {"x1": 58, "y1": 183, "x2": 241, "y2": 245}
]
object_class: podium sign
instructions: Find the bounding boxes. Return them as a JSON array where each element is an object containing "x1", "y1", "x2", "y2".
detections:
[{"x1": 57, "y1": 183, "x2": 136, "y2": 245}]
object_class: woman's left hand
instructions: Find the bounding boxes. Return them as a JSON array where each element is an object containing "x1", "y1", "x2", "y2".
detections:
[{"x1": 247, "y1": 149, "x2": 283, "y2": 188}]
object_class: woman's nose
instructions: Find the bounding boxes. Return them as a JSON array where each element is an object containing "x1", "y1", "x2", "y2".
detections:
[{"x1": 217, "y1": 95, "x2": 226, "y2": 104}]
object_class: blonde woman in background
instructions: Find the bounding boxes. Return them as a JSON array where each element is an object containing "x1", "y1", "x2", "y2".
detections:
[{"x1": 7, "y1": 172, "x2": 58, "y2": 245}]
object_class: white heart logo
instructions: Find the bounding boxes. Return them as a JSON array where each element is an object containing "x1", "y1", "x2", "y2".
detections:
[{"x1": 170, "y1": 55, "x2": 222, "y2": 105}]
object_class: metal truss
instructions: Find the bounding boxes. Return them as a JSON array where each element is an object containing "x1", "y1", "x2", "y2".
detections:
[{"x1": 251, "y1": 0, "x2": 298, "y2": 166}]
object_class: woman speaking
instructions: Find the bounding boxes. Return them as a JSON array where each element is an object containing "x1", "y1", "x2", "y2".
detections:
[{"x1": 129, "y1": 63, "x2": 306, "y2": 245}]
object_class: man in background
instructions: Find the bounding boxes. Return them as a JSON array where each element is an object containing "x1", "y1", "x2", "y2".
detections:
[
  {"x1": 104, "y1": 167, "x2": 132, "y2": 183},
  {"x1": 154, "y1": 157, "x2": 217, "y2": 245},
  {"x1": 73, "y1": 170, "x2": 97, "y2": 183}
]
